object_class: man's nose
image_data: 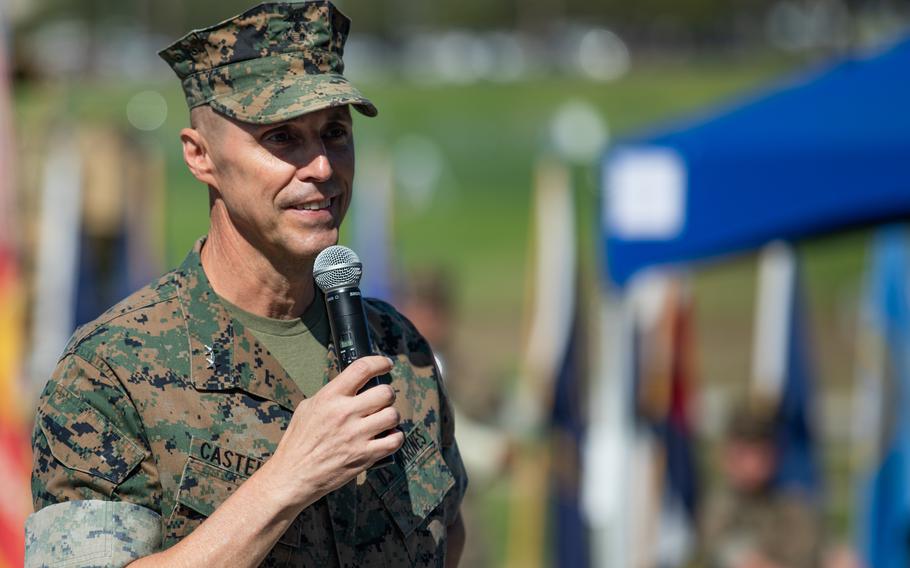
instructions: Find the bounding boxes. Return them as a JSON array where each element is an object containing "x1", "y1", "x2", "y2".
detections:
[{"x1": 297, "y1": 151, "x2": 333, "y2": 183}]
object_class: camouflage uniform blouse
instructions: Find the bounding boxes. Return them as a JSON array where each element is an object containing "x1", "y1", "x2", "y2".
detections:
[{"x1": 27, "y1": 240, "x2": 468, "y2": 567}]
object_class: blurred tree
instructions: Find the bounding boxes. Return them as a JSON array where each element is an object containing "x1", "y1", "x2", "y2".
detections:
[
  {"x1": 11, "y1": 0, "x2": 909, "y2": 48},
  {"x1": 567, "y1": 0, "x2": 770, "y2": 47}
]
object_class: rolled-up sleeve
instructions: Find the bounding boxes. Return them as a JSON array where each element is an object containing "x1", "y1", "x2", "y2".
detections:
[{"x1": 25, "y1": 500, "x2": 162, "y2": 568}]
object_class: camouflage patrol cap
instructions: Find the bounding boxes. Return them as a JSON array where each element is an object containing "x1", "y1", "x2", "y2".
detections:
[
  {"x1": 158, "y1": 1, "x2": 377, "y2": 124},
  {"x1": 726, "y1": 399, "x2": 778, "y2": 443}
]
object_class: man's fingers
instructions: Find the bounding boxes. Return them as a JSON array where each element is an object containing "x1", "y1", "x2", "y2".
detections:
[
  {"x1": 353, "y1": 383, "x2": 396, "y2": 416},
  {"x1": 360, "y1": 405, "x2": 401, "y2": 437},
  {"x1": 328, "y1": 356, "x2": 393, "y2": 395},
  {"x1": 367, "y1": 429, "x2": 405, "y2": 462}
]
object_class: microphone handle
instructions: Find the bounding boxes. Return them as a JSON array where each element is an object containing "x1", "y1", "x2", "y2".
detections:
[
  {"x1": 324, "y1": 286, "x2": 395, "y2": 467},
  {"x1": 324, "y1": 286, "x2": 375, "y2": 370}
]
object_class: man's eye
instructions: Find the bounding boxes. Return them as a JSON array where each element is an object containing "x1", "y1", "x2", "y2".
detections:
[
  {"x1": 324, "y1": 126, "x2": 349, "y2": 140},
  {"x1": 264, "y1": 130, "x2": 293, "y2": 143}
]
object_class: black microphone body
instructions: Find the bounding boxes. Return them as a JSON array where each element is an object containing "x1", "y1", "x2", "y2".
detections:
[
  {"x1": 323, "y1": 285, "x2": 384, "y2": 391},
  {"x1": 315, "y1": 245, "x2": 395, "y2": 467}
]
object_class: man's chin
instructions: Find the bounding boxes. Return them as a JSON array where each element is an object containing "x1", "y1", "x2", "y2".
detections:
[{"x1": 282, "y1": 234, "x2": 339, "y2": 261}]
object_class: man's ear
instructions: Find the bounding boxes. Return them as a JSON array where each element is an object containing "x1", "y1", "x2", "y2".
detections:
[{"x1": 181, "y1": 128, "x2": 217, "y2": 187}]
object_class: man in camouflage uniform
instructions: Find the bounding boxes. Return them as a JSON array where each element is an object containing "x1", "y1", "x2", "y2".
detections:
[
  {"x1": 26, "y1": 2, "x2": 467, "y2": 566},
  {"x1": 698, "y1": 403, "x2": 819, "y2": 568}
]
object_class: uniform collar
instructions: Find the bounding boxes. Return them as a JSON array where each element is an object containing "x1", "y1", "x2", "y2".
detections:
[{"x1": 172, "y1": 237, "x2": 340, "y2": 411}]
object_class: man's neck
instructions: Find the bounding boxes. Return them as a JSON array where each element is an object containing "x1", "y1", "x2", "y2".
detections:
[{"x1": 201, "y1": 228, "x2": 316, "y2": 320}]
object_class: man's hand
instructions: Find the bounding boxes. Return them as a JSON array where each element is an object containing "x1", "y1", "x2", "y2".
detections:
[
  {"x1": 130, "y1": 355, "x2": 403, "y2": 568},
  {"x1": 259, "y1": 355, "x2": 405, "y2": 509}
]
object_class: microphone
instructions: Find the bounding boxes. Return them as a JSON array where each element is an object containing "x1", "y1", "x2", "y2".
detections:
[
  {"x1": 314, "y1": 245, "x2": 395, "y2": 466},
  {"x1": 313, "y1": 245, "x2": 379, "y2": 372}
]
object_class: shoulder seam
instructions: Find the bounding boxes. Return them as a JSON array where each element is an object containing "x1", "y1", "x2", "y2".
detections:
[
  {"x1": 66, "y1": 288, "x2": 179, "y2": 356},
  {"x1": 66, "y1": 350, "x2": 117, "y2": 384}
]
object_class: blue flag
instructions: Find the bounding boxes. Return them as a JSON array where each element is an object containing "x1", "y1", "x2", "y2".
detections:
[
  {"x1": 550, "y1": 299, "x2": 590, "y2": 568},
  {"x1": 859, "y1": 226, "x2": 910, "y2": 568},
  {"x1": 772, "y1": 263, "x2": 822, "y2": 495}
]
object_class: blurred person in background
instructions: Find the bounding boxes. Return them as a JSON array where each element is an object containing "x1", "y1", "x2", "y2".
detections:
[
  {"x1": 698, "y1": 401, "x2": 821, "y2": 568},
  {"x1": 398, "y1": 269, "x2": 456, "y2": 378},
  {"x1": 25, "y1": 2, "x2": 467, "y2": 567},
  {"x1": 399, "y1": 267, "x2": 513, "y2": 565}
]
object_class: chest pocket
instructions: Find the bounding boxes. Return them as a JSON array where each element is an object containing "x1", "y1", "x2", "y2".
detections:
[
  {"x1": 359, "y1": 425, "x2": 455, "y2": 564},
  {"x1": 165, "y1": 444, "x2": 301, "y2": 558}
]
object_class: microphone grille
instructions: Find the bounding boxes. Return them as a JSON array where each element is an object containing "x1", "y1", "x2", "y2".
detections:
[{"x1": 313, "y1": 245, "x2": 363, "y2": 291}]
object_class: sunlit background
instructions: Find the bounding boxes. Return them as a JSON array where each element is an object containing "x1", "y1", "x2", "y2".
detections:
[{"x1": 2, "y1": 1, "x2": 910, "y2": 566}]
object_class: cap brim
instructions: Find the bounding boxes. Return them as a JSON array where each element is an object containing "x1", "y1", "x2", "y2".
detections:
[{"x1": 208, "y1": 73, "x2": 377, "y2": 125}]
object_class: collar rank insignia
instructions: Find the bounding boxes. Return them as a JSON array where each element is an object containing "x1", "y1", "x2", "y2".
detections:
[{"x1": 204, "y1": 344, "x2": 215, "y2": 370}]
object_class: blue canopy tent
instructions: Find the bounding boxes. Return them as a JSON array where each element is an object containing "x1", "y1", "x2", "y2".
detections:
[
  {"x1": 589, "y1": 33, "x2": 910, "y2": 568},
  {"x1": 602, "y1": 34, "x2": 910, "y2": 287}
]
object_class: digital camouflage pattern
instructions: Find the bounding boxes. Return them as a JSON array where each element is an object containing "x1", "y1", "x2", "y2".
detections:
[
  {"x1": 699, "y1": 489, "x2": 821, "y2": 568},
  {"x1": 29, "y1": 239, "x2": 467, "y2": 567},
  {"x1": 159, "y1": 1, "x2": 377, "y2": 124},
  {"x1": 25, "y1": 500, "x2": 161, "y2": 567}
]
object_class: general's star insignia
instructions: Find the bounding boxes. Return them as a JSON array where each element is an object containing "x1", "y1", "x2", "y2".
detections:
[{"x1": 204, "y1": 344, "x2": 215, "y2": 370}]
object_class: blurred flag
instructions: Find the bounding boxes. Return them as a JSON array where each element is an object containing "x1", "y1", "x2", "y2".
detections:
[
  {"x1": 549, "y1": 278, "x2": 590, "y2": 568},
  {"x1": 0, "y1": 6, "x2": 14, "y2": 243},
  {"x1": 855, "y1": 226, "x2": 910, "y2": 568},
  {"x1": 581, "y1": 283, "x2": 636, "y2": 568},
  {"x1": 751, "y1": 242, "x2": 822, "y2": 495},
  {"x1": 0, "y1": 251, "x2": 29, "y2": 568},
  {"x1": 122, "y1": 138, "x2": 167, "y2": 293},
  {"x1": 506, "y1": 157, "x2": 577, "y2": 568},
  {"x1": 351, "y1": 149, "x2": 396, "y2": 301},
  {"x1": 30, "y1": 128, "x2": 166, "y2": 394},
  {"x1": 75, "y1": 128, "x2": 166, "y2": 327},
  {"x1": 655, "y1": 281, "x2": 698, "y2": 566},
  {"x1": 628, "y1": 275, "x2": 698, "y2": 568},
  {"x1": 27, "y1": 132, "x2": 82, "y2": 392},
  {"x1": 0, "y1": 11, "x2": 31, "y2": 568}
]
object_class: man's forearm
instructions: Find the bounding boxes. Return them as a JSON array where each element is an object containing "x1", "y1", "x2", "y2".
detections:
[{"x1": 127, "y1": 460, "x2": 308, "y2": 568}]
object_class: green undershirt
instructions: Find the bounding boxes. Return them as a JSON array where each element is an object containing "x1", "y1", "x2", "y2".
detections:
[{"x1": 220, "y1": 292, "x2": 331, "y2": 398}]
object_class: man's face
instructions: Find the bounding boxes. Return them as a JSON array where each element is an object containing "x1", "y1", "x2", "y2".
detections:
[
  {"x1": 722, "y1": 438, "x2": 777, "y2": 494},
  {"x1": 201, "y1": 105, "x2": 355, "y2": 262}
]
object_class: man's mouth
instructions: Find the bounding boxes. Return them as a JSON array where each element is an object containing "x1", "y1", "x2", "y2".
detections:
[{"x1": 291, "y1": 197, "x2": 333, "y2": 211}]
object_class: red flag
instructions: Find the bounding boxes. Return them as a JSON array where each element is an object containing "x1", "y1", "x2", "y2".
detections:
[
  {"x1": 0, "y1": 17, "x2": 31, "y2": 568},
  {"x1": 0, "y1": 252, "x2": 29, "y2": 568}
]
